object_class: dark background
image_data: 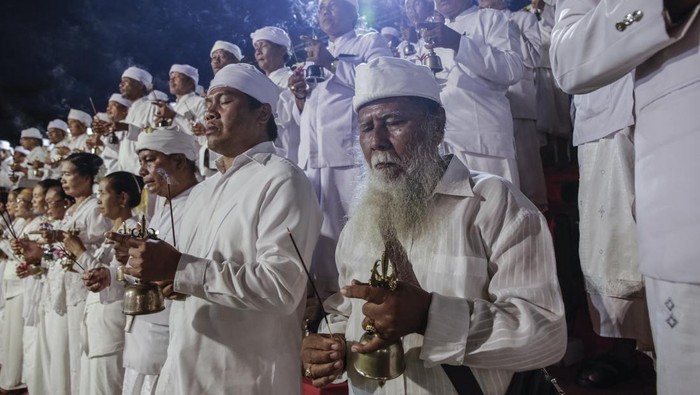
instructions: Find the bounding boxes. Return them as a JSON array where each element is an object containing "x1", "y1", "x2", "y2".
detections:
[{"x1": 0, "y1": 0, "x2": 528, "y2": 144}]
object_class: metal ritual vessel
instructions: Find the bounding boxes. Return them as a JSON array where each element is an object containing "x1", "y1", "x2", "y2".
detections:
[{"x1": 121, "y1": 216, "x2": 165, "y2": 315}]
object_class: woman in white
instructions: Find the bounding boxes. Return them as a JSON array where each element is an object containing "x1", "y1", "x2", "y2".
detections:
[
  {"x1": 61, "y1": 171, "x2": 143, "y2": 395},
  {"x1": 0, "y1": 187, "x2": 32, "y2": 391},
  {"x1": 45, "y1": 152, "x2": 111, "y2": 392}
]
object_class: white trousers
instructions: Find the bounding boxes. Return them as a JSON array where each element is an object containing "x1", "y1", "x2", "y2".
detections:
[
  {"x1": 646, "y1": 277, "x2": 700, "y2": 394},
  {"x1": 30, "y1": 312, "x2": 51, "y2": 395},
  {"x1": 68, "y1": 301, "x2": 86, "y2": 395},
  {"x1": 79, "y1": 350, "x2": 124, "y2": 395},
  {"x1": 0, "y1": 294, "x2": 24, "y2": 390},
  {"x1": 122, "y1": 368, "x2": 159, "y2": 395},
  {"x1": 22, "y1": 325, "x2": 36, "y2": 391},
  {"x1": 45, "y1": 308, "x2": 71, "y2": 395},
  {"x1": 513, "y1": 118, "x2": 547, "y2": 209}
]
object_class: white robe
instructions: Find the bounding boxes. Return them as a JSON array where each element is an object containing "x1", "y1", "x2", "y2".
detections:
[
  {"x1": 155, "y1": 142, "x2": 322, "y2": 394},
  {"x1": 268, "y1": 67, "x2": 301, "y2": 164}
]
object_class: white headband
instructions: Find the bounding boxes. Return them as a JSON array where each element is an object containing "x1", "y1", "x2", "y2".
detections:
[
  {"x1": 47, "y1": 119, "x2": 69, "y2": 132},
  {"x1": 122, "y1": 66, "x2": 153, "y2": 90},
  {"x1": 109, "y1": 93, "x2": 133, "y2": 108},
  {"x1": 210, "y1": 40, "x2": 244, "y2": 61},
  {"x1": 170, "y1": 64, "x2": 200, "y2": 86},
  {"x1": 208, "y1": 64, "x2": 279, "y2": 116},
  {"x1": 68, "y1": 109, "x2": 93, "y2": 127}
]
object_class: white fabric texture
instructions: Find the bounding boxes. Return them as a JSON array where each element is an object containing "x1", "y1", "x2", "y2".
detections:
[
  {"x1": 210, "y1": 40, "x2": 243, "y2": 60},
  {"x1": 68, "y1": 109, "x2": 93, "y2": 127},
  {"x1": 122, "y1": 67, "x2": 153, "y2": 90},
  {"x1": 169, "y1": 64, "x2": 198, "y2": 85},
  {"x1": 155, "y1": 142, "x2": 322, "y2": 394},
  {"x1": 324, "y1": 157, "x2": 566, "y2": 395},
  {"x1": 135, "y1": 126, "x2": 198, "y2": 161},
  {"x1": 250, "y1": 26, "x2": 292, "y2": 49},
  {"x1": 267, "y1": 67, "x2": 301, "y2": 164}
]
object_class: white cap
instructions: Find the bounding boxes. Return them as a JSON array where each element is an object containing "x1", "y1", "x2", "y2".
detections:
[
  {"x1": 147, "y1": 90, "x2": 169, "y2": 102},
  {"x1": 208, "y1": 64, "x2": 279, "y2": 116},
  {"x1": 68, "y1": 109, "x2": 93, "y2": 127},
  {"x1": 95, "y1": 112, "x2": 111, "y2": 122},
  {"x1": 338, "y1": 0, "x2": 359, "y2": 12},
  {"x1": 210, "y1": 40, "x2": 244, "y2": 61},
  {"x1": 14, "y1": 146, "x2": 30, "y2": 156},
  {"x1": 353, "y1": 56, "x2": 441, "y2": 112},
  {"x1": 20, "y1": 127, "x2": 43, "y2": 140},
  {"x1": 381, "y1": 27, "x2": 400, "y2": 38},
  {"x1": 122, "y1": 66, "x2": 153, "y2": 90},
  {"x1": 109, "y1": 93, "x2": 133, "y2": 108},
  {"x1": 170, "y1": 64, "x2": 200, "y2": 85},
  {"x1": 47, "y1": 119, "x2": 69, "y2": 132},
  {"x1": 0, "y1": 140, "x2": 13, "y2": 151},
  {"x1": 250, "y1": 26, "x2": 292, "y2": 50},
  {"x1": 136, "y1": 126, "x2": 198, "y2": 161}
]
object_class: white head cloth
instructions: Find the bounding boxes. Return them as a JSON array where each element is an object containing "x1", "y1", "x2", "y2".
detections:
[
  {"x1": 109, "y1": 93, "x2": 133, "y2": 108},
  {"x1": 170, "y1": 64, "x2": 200, "y2": 85},
  {"x1": 14, "y1": 146, "x2": 30, "y2": 156},
  {"x1": 195, "y1": 85, "x2": 205, "y2": 96},
  {"x1": 338, "y1": 0, "x2": 359, "y2": 11},
  {"x1": 135, "y1": 126, "x2": 198, "y2": 161},
  {"x1": 208, "y1": 64, "x2": 279, "y2": 116},
  {"x1": 68, "y1": 109, "x2": 93, "y2": 127},
  {"x1": 20, "y1": 127, "x2": 43, "y2": 140},
  {"x1": 122, "y1": 66, "x2": 153, "y2": 90},
  {"x1": 147, "y1": 90, "x2": 169, "y2": 102},
  {"x1": 95, "y1": 112, "x2": 111, "y2": 122},
  {"x1": 353, "y1": 56, "x2": 441, "y2": 112},
  {"x1": 47, "y1": 119, "x2": 69, "y2": 132},
  {"x1": 210, "y1": 40, "x2": 244, "y2": 61},
  {"x1": 381, "y1": 27, "x2": 401, "y2": 38},
  {"x1": 0, "y1": 140, "x2": 12, "y2": 151},
  {"x1": 250, "y1": 26, "x2": 292, "y2": 50}
]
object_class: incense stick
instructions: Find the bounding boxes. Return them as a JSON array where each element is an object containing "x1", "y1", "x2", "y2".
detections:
[
  {"x1": 0, "y1": 209, "x2": 18, "y2": 239},
  {"x1": 167, "y1": 184, "x2": 176, "y2": 247},
  {"x1": 88, "y1": 97, "x2": 98, "y2": 115}
]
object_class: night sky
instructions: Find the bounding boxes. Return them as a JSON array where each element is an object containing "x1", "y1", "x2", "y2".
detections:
[{"x1": 0, "y1": 0, "x2": 528, "y2": 144}]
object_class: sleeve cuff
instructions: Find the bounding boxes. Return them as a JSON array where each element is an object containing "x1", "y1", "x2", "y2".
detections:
[
  {"x1": 173, "y1": 253, "x2": 209, "y2": 299},
  {"x1": 419, "y1": 292, "x2": 471, "y2": 367}
]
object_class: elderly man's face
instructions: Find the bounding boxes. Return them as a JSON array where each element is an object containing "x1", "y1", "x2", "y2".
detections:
[
  {"x1": 211, "y1": 49, "x2": 239, "y2": 75},
  {"x1": 119, "y1": 77, "x2": 144, "y2": 101},
  {"x1": 358, "y1": 97, "x2": 432, "y2": 181},
  {"x1": 67, "y1": 119, "x2": 86, "y2": 137},
  {"x1": 169, "y1": 72, "x2": 195, "y2": 96},
  {"x1": 47, "y1": 128, "x2": 66, "y2": 144},
  {"x1": 435, "y1": 0, "x2": 471, "y2": 19},
  {"x1": 318, "y1": 0, "x2": 356, "y2": 38},
  {"x1": 137, "y1": 149, "x2": 178, "y2": 197},
  {"x1": 204, "y1": 87, "x2": 267, "y2": 158},
  {"x1": 107, "y1": 101, "x2": 129, "y2": 122},
  {"x1": 254, "y1": 40, "x2": 287, "y2": 74}
]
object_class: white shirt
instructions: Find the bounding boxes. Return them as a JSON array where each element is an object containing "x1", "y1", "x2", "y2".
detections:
[
  {"x1": 298, "y1": 30, "x2": 393, "y2": 169},
  {"x1": 1, "y1": 218, "x2": 28, "y2": 299},
  {"x1": 551, "y1": 0, "x2": 700, "y2": 282},
  {"x1": 172, "y1": 92, "x2": 206, "y2": 145},
  {"x1": 155, "y1": 142, "x2": 323, "y2": 394},
  {"x1": 324, "y1": 157, "x2": 566, "y2": 395},
  {"x1": 68, "y1": 133, "x2": 89, "y2": 153},
  {"x1": 25, "y1": 146, "x2": 47, "y2": 180},
  {"x1": 434, "y1": 6, "x2": 523, "y2": 159},
  {"x1": 47, "y1": 139, "x2": 69, "y2": 178},
  {"x1": 119, "y1": 96, "x2": 156, "y2": 174},
  {"x1": 268, "y1": 67, "x2": 302, "y2": 164},
  {"x1": 504, "y1": 9, "x2": 542, "y2": 120}
]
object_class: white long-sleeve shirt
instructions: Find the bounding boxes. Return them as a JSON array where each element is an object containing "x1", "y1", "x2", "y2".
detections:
[
  {"x1": 116, "y1": 96, "x2": 156, "y2": 174},
  {"x1": 155, "y1": 142, "x2": 323, "y2": 394},
  {"x1": 436, "y1": 6, "x2": 524, "y2": 159},
  {"x1": 268, "y1": 67, "x2": 302, "y2": 164},
  {"x1": 504, "y1": 9, "x2": 542, "y2": 120},
  {"x1": 298, "y1": 30, "x2": 393, "y2": 169},
  {"x1": 324, "y1": 157, "x2": 566, "y2": 395}
]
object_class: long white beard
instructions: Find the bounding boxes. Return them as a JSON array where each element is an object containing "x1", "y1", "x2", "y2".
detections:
[{"x1": 347, "y1": 140, "x2": 445, "y2": 251}]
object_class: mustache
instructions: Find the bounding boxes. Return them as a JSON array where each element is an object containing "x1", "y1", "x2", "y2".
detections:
[{"x1": 371, "y1": 151, "x2": 401, "y2": 168}]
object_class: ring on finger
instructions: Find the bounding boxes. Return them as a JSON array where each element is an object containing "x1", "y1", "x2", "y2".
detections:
[
  {"x1": 304, "y1": 366, "x2": 314, "y2": 379},
  {"x1": 364, "y1": 322, "x2": 376, "y2": 334}
]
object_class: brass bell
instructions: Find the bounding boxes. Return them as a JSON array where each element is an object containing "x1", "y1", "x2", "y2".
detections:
[
  {"x1": 304, "y1": 63, "x2": 325, "y2": 84},
  {"x1": 122, "y1": 280, "x2": 165, "y2": 315},
  {"x1": 425, "y1": 48, "x2": 443, "y2": 73},
  {"x1": 351, "y1": 250, "x2": 406, "y2": 384},
  {"x1": 402, "y1": 42, "x2": 416, "y2": 57}
]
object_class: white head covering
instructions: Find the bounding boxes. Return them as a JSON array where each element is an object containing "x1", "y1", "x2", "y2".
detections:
[
  {"x1": 109, "y1": 93, "x2": 133, "y2": 108},
  {"x1": 208, "y1": 64, "x2": 279, "y2": 116},
  {"x1": 195, "y1": 84, "x2": 205, "y2": 96},
  {"x1": 210, "y1": 40, "x2": 244, "y2": 61},
  {"x1": 20, "y1": 127, "x2": 43, "y2": 140},
  {"x1": 95, "y1": 112, "x2": 111, "y2": 122},
  {"x1": 47, "y1": 119, "x2": 69, "y2": 132},
  {"x1": 250, "y1": 26, "x2": 292, "y2": 50},
  {"x1": 135, "y1": 126, "x2": 198, "y2": 161},
  {"x1": 170, "y1": 64, "x2": 199, "y2": 85},
  {"x1": 338, "y1": 0, "x2": 359, "y2": 12},
  {"x1": 122, "y1": 66, "x2": 153, "y2": 90},
  {"x1": 381, "y1": 27, "x2": 401, "y2": 38},
  {"x1": 353, "y1": 56, "x2": 441, "y2": 112},
  {"x1": 68, "y1": 109, "x2": 93, "y2": 127},
  {"x1": 14, "y1": 146, "x2": 30, "y2": 156},
  {"x1": 0, "y1": 140, "x2": 12, "y2": 152},
  {"x1": 147, "y1": 90, "x2": 169, "y2": 102}
]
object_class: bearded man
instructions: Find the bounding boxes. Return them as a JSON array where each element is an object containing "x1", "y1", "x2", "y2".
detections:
[{"x1": 301, "y1": 57, "x2": 566, "y2": 395}]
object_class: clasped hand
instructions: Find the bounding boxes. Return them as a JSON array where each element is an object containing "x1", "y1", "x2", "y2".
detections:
[{"x1": 105, "y1": 231, "x2": 181, "y2": 283}]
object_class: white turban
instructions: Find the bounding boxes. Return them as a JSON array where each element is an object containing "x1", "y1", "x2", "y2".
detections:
[
  {"x1": 135, "y1": 126, "x2": 198, "y2": 161},
  {"x1": 250, "y1": 27, "x2": 292, "y2": 50},
  {"x1": 170, "y1": 64, "x2": 199, "y2": 85},
  {"x1": 20, "y1": 127, "x2": 43, "y2": 140},
  {"x1": 122, "y1": 66, "x2": 153, "y2": 90},
  {"x1": 14, "y1": 146, "x2": 30, "y2": 156},
  {"x1": 353, "y1": 56, "x2": 441, "y2": 112},
  {"x1": 210, "y1": 41, "x2": 244, "y2": 61},
  {"x1": 380, "y1": 27, "x2": 400, "y2": 38},
  {"x1": 0, "y1": 140, "x2": 12, "y2": 152},
  {"x1": 47, "y1": 119, "x2": 68, "y2": 132},
  {"x1": 109, "y1": 93, "x2": 133, "y2": 108},
  {"x1": 147, "y1": 90, "x2": 169, "y2": 102},
  {"x1": 68, "y1": 109, "x2": 93, "y2": 127},
  {"x1": 338, "y1": 0, "x2": 359, "y2": 11},
  {"x1": 208, "y1": 64, "x2": 279, "y2": 116}
]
